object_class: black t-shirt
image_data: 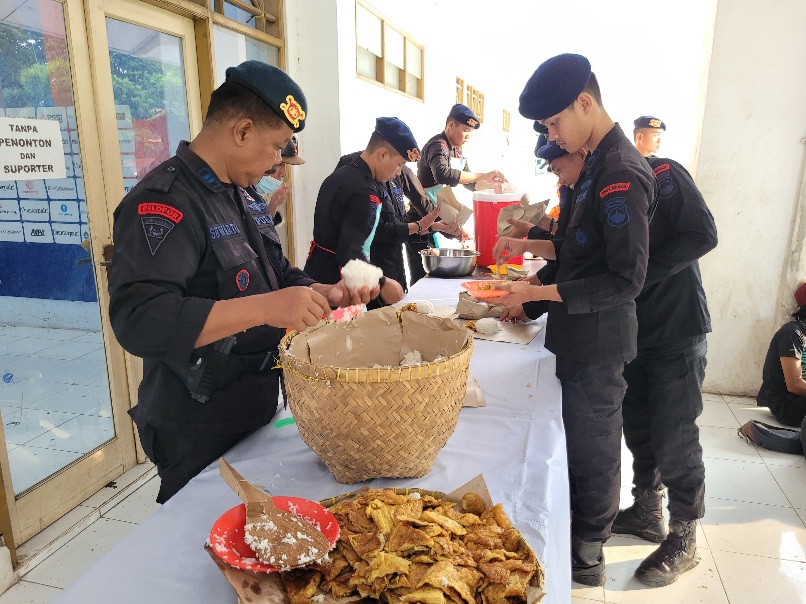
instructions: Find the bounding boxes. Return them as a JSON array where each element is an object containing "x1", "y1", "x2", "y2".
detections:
[{"x1": 758, "y1": 321, "x2": 806, "y2": 404}]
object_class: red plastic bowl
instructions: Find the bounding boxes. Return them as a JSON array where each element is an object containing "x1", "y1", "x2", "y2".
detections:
[{"x1": 209, "y1": 496, "x2": 340, "y2": 572}]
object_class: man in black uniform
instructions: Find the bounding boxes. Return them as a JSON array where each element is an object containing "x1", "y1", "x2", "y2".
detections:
[
  {"x1": 408, "y1": 104, "x2": 505, "y2": 284},
  {"x1": 335, "y1": 151, "x2": 460, "y2": 292},
  {"x1": 502, "y1": 140, "x2": 586, "y2": 323},
  {"x1": 108, "y1": 61, "x2": 375, "y2": 503},
  {"x1": 304, "y1": 117, "x2": 419, "y2": 304},
  {"x1": 633, "y1": 115, "x2": 666, "y2": 158},
  {"x1": 611, "y1": 157, "x2": 717, "y2": 587},
  {"x1": 493, "y1": 53, "x2": 656, "y2": 586}
]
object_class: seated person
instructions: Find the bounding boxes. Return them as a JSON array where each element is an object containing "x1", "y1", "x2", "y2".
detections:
[{"x1": 756, "y1": 282, "x2": 806, "y2": 427}]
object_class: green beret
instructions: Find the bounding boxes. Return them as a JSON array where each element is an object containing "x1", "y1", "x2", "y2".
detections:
[{"x1": 225, "y1": 60, "x2": 308, "y2": 132}]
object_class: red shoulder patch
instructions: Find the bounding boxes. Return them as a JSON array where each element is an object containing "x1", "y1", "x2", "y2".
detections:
[
  {"x1": 138, "y1": 202, "x2": 184, "y2": 223},
  {"x1": 599, "y1": 182, "x2": 631, "y2": 198},
  {"x1": 653, "y1": 163, "x2": 671, "y2": 176},
  {"x1": 369, "y1": 194, "x2": 381, "y2": 205}
]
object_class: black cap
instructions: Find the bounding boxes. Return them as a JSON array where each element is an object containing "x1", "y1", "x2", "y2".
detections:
[
  {"x1": 281, "y1": 134, "x2": 305, "y2": 165},
  {"x1": 537, "y1": 141, "x2": 568, "y2": 163},
  {"x1": 448, "y1": 104, "x2": 481, "y2": 129},
  {"x1": 534, "y1": 133, "x2": 548, "y2": 157},
  {"x1": 634, "y1": 115, "x2": 666, "y2": 130},
  {"x1": 225, "y1": 60, "x2": 308, "y2": 132},
  {"x1": 375, "y1": 117, "x2": 420, "y2": 161},
  {"x1": 533, "y1": 121, "x2": 548, "y2": 135},
  {"x1": 519, "y1": 53, "x2": 592, "y2": 121}
]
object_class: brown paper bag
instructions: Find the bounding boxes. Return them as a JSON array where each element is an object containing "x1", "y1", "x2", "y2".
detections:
[{"x1": 436, "y1": 186, "x2": 472, "y2": 227}]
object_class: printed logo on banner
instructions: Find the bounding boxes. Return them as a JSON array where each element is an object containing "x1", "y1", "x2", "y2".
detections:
[
  {"x1": 16, "y1": 180, "x2": 47, "y2": 199},
  {"x1": 45, "y1": 178, "x2": 78, "y2": 200},
  {"x1": 0, "y1": 199, "x2": 21, "y2": 220},
  {"x1": 20, "y1": 199, "x2": 50, "y2": 221},
  {"x1": 0, "y1": 181, "x2": 18, "y2": 199},
  {"x1": 80, "y1": 223, "x2": 90, "y2": 242},
  {"x1": 0, "y1": 221, "x2": 24, "y2": 242},
  {"x1": 36, "y1": 107, "x2": 68, "y2": 131},
  {"x1": 23, "y1": 221, "x2": 54, "y2": 243},
  {"x1": 50, "y1": 200, "x2": 79, "y2": 222},
  {"x1": 52, "y1": 223, "x2": 81, "y2": 244}
]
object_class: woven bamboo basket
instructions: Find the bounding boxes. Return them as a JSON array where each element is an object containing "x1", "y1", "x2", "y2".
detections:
[{"x1": 278, "y1": 324, "x2": 474, "y2": 484}]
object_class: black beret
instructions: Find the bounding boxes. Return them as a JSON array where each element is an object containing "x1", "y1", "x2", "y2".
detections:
[
  {"x1": 519, "y1": 53, "x2": 591, "y2": 121},
  {"x1": 537, "y1": 141, "x2": 568, "y2": 163},
  {"x1": 375, "y1": 117, "x2": 420, "y2": 161},
  {"x1": 225, "y1": 60, "x2": 308, "y2": 132},
  {"x1": 281, "y1": 134, "x2": 305, "y2": 165},
  {"x1": 634, "y1": 115, "x2": 666, "y2": 130},
  {"x1": 448, "y1": 104, "x2": 481, "y2": 129},
  {"x1": 534, "y1": 133, "x2": 548, "y2": 157},
  {"x1": 533, "y1": 121, "x2": 548, "y2": 135}
]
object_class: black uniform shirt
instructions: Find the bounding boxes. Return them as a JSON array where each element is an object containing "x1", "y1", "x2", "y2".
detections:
[
  {"x1": 758, "y1": 321, "x2": 806, "y2": 405},
  {"x1": 545, "y1": 124, "x2": 656, "y2": 364},
  {"x1": 417, "y1": 132, "x2": 472, "y2": 189},
  {"x1": 304, "y1": 156, "x2": 380, "y2": 284},
  {"x1": 636, "y1": 158, "x2": 717, "y2": 349},
  {"x1": 335, "y1": 152, "x2": 430, "y2": 288},
  {"x1": 109, "y1": 142, "x2": 314, "y2": 434}
]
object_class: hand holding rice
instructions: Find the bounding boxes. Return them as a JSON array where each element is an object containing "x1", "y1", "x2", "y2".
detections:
[{"x1": 341, "y1": 259, "x2": 383, "y2": 290}]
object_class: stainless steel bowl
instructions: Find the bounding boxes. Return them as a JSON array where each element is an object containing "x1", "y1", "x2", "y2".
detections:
[{"x1": 419, "y1": 248, "x2": 479, "y2": 278}]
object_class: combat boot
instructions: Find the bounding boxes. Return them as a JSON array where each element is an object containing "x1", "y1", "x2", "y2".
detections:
[
  {"x1": 612, "y1": 487, "x2": 667, "y2": 543},
  {"x1": 571, "y1": 537, "x2": 605, "y2": 586},
  {"x1": 634, "y1": 518, "x2": 700, "y2": 587}
]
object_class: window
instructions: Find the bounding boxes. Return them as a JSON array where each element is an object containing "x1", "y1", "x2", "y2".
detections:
[
  {"x1": 355, "y1": 1, "x2": 424, "y2": 100},
  {"x1": 209, "y1": 0, "x2": 282, "y2": 37},
  {"x1": 503, "y1": 109, "x2": 510, "y2": 132},
  {"x1": 456, "y1": 77, "x2": 464, "y2": 104},
  {"x1": 466, "y1": 85, "x2": 484, "y2": 123}
]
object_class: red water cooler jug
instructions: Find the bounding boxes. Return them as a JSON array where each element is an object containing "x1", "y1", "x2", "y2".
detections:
[{"x1": 472, "y1": 191, "x2": 523, "y2": 267}]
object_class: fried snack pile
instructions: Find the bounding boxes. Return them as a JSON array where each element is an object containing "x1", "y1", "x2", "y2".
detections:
[{"x1": 280, "y1": 489, "x2": 539, "y2": 604}]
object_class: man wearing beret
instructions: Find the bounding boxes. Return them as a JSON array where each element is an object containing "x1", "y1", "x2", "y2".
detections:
[
  {"x1": 108, "y1": 61, "x2": 375, "y2": 503},
  {"x1": 502, "y1": 141, "x2": 586, "y2": 323},
  {"x1": 492, "y1": 53, "x2": 657, "y2": 586},
  {"x1": 633, "y1": 115, "x2": 666, "y2": 157},
  {"x1": 407, "y1": 104, "x2": 505, "y2": 284},
  {"x1": 334, "y1": 149, "x2": 459, "y2": 294},
  {"x1": 254, "y1": 134, "x2": 305, "y2": 227},
  {"x1": 612, "y1": 155, "x2": 717, "y2": 586},
  {"x1": 304, "y1": 117, "x2": 415, "y2": 303}
]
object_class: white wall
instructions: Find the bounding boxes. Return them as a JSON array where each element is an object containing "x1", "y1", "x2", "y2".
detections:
[{"x1": 696, "y1": 0, "x2": 806, "y2": 395}]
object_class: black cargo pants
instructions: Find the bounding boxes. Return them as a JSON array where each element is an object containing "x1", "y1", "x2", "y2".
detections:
[{"x1": 622, "y1": 336, "x2": 707, "y2": 521}]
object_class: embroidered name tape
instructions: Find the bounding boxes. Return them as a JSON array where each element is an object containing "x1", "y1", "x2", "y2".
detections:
[
  {"x1": 599, "y1": 182, "x2": 631, "y2": 198},
  {"x1": 138, "y1": 202, "x2": 184, "y2": 223}
]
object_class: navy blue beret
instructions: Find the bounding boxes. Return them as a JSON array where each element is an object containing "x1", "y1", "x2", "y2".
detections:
[
  {"x1": 634, "y1": 115, "x2": 666, "y2": 130},
  {"x1": 534, "y1": 133, "x2": 548, "y2": 157},
  {"x1": 225, "y1": 61, "x2": 308, "y2": 132},
  {"x1": 448, "y1": 104, "x2": 481, "y2": 129},
  {"x1": 533, "y1": 121, "x2": 548, "y2": 135},
  {"x1": 375, "y1": 117, "x2": 420, "y2": 161},
  {"x1": 519, "y1": 53, "x2": 592, "y2": 121},
  {"x1": 537, "y1": 141, "x2": 568, "y2": 163},
  {"x1": 281, "y1": 135, "x2": 305, "y2": 165}
]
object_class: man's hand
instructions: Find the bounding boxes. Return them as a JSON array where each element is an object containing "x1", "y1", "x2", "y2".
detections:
[
  {"x1": 480, "y1": 170, "x2": 505, "y2": 183},
  {"x1": 267, "y1": 183, "x2": 289, "y2": 216},
  {"x1": 527, "y1": 274, "x2": 542, "y2": 286},
  {"x1": 431, "y1": 221, "x2": 462, "y2": 237},
  {"x1": 379, "y1": 277, "x2": 404, "y2": 304},
  {"x1": 492, "y1": 237, "x2": 529, "y2": 265},
  {"x1": 262, "y1": 287, "x2": 331, "y2": 332},
  {"x1": 319, "y1": 282, "x2": 378, "y2": 308},
  {"x1": 507, "y1": 217, "x2": 535, "y2": 239},
  {"x1": 500, "y1": 305, "x2": 528, "y2": 322},
  {"x1": 418, "y1": 207, "x2": 440, "y2": 231},
  {"x1": 492, "y1": 281, "x2": 541, "y2": 308}
]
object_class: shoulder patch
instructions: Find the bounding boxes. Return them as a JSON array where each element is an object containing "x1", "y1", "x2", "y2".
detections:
[
  {"x1": 599, "y1": 182, "x2": 631, "y2": 198},
  {"x1": 604, "y1": 197, "x2": 629, "y2": 228},
  {"x1": 141, "y1": 216, "x2": 175, "y2": 256},
  {"x1": 652, "y1": 163, "x2": 671, "y2": 176},
  {"x1": 369, "y1": 194, "x2": 381, "y2": 205},
  {"x1": 138, "y1": 202, "x2": 183, "y2": 223}
]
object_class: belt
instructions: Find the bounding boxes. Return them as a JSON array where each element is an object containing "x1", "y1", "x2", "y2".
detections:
[{"x1": 308, "y1": 240, "x2": 336, "y2": 258}]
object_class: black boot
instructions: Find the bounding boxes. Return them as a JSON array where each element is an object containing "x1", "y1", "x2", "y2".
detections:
[
  {"x1": 612, "y1": 488, "x2": 667, "y2": 543},
  {"x1": 571, "y1": 537, "x2": 605, "y2": 586},
  {"x1": 634, "y1": 518, "x2": 700, "y2": 587}
]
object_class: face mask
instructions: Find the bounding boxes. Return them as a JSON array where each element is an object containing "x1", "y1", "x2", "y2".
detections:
[{"x1": 255, "y1": 175, "x2": 283, "y2": 196}]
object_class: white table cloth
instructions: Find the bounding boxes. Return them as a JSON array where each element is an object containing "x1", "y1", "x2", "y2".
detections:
[{"x1": 56, "y1": 276, "x2": 570, "y2": 604}]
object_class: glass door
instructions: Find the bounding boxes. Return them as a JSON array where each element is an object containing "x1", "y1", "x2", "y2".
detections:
[{"x1": 0, "y1": 0, "x2": 139, "y2": 544}]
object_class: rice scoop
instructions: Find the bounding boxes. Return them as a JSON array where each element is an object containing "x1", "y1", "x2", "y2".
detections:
[{"x1": 341, "y1": 259, "x2": 383, "y2": 290}]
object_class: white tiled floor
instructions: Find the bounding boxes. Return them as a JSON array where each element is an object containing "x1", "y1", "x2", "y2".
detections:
[
  {"x1": 0, "y1": 326, "x2": 115, "y2": 493},
  {"x1": 1, "y1": 395, "x2": 805, "y2": 604}
]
